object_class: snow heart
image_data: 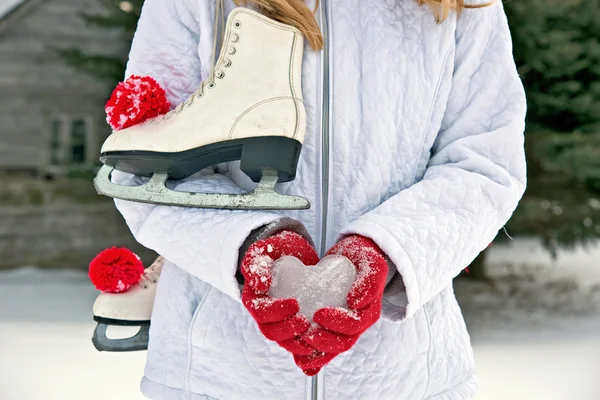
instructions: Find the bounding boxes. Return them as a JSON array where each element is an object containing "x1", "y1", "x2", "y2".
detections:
[{"x1": 268, "y1": 255, "x2": 357, "y2": 322}]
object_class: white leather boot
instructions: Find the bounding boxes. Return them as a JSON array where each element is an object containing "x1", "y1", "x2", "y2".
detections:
[
  {"x1": 92, "y1": 256, "x2": 163, "y2": 352},
  {"x1": 95, "y1": 5, "x2": 309, "y2": 210}
]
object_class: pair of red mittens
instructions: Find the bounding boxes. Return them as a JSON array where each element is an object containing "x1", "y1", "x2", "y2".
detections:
[{"x1": 241, "y1": 231, "x2": 388, "y2": 376}]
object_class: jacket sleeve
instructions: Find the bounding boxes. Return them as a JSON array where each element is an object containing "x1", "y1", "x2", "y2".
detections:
[
  {"x1": 125, "y1": 0, "x2": 203, "y2": 107},
  {"x1": 340, "y1": 1, "x2": 527, "y2": 319},
  {"x1": 110, "y1": 0, "x2": 281, "y2": 302}
]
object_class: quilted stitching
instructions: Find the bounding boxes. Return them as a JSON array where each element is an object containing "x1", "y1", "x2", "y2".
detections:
[{"x1": 115, "y1": 0, "x2": 526, "y2": 399}]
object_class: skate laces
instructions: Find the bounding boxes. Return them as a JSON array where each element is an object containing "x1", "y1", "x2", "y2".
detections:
[
  {"x1": 159, "y1": 0, "x2": 228, "y2": 121},
  {"x1": 139, "y1": 256, "x2": 164, "y2": 289}
]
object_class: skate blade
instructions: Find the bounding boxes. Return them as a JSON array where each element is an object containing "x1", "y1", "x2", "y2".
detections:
[
  {"x1": 92, "y1": 322, "x2": 149, "y2": 352},
  {"x1": 94, "y1": 165, "x2": 311, "y2": 210}
]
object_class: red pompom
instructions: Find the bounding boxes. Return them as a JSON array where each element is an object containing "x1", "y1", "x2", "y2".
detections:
[
  {"x1": 105, "y1": 75, "x2": 171, "y2": 130},
  {"x1": 89, "y1": 247, "x2": 144, "y2": 293}
]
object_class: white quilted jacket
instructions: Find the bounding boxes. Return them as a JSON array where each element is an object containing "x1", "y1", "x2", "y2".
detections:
[{"x1": 112, "y1": 0, "x2": 526, "y2": 398}]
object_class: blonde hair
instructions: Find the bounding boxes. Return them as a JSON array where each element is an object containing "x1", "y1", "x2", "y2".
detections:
[
  {"x1": 233, "y1": 0, "x2": 324, "y2": 50},
  {"x1": 418, "y1": 0, "x2": 493, "y2": 23},
  {"x1": 233, "y1": 0, "x2": 492, "y2": 51}
]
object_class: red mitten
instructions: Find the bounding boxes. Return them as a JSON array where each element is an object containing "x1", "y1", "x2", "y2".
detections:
[
  {"x1": 302, "y1": 235, "x2": 388, "y2": 355},
  {"x1": 241, "y1": 231, "x2": 320, "y2": 343},
  {"x1": 105, "y1": 75, "x2": 170, "y2": 130},
  {"x1": 293, "y1": 352, "x2": 338, "y2": 377},
  {"x1": 288, "y1": 301, "x2": 384, "y2": 376},
  {"x1": 241, "y1": 288, "x2": 311, "y2": 341}
]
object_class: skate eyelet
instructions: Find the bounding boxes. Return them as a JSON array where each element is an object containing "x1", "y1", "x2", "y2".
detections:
[
  {"x1": 224, "y1": 59, "x2": 232, "y2": 67},
  {"x1": 227, "y1": 47, "x2": 236, "y2": 55},
  {"x1": 231, "y1": 33, "x2": 239, "y2": 43},
  {"x1": 208, "y1": 82, "x2": 216, "y2": 89},
  {"x1": 234, "y1": 21, "x2": 242, "y2": 28},
  {"x1": 216, "y1": 71, "x2": 225, "y2": 79}
]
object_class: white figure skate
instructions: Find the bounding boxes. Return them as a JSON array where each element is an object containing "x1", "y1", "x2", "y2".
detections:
[
  {"x1": 94, "y1": 3, "x2": 310, "y2": 210},
  {"x1": 92, "y1": 256, "x2": 163, "y2": 352}
]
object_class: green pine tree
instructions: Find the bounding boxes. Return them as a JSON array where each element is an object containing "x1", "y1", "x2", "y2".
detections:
[
  {"x1": 56, "y1": 0, "x2": 144, "y2": 86},
  {"x1": 506, "y1": 0, "x2": 600, "y2": 246},
  {"x1": 467, "y1": 0, "x2": 600, "y2": 278}
]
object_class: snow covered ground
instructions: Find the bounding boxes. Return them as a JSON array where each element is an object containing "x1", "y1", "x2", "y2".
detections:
[
  {"x1": 0, "y1": 239, "x2": 599, "y2": 400},
  {"x1": 457, "y1": 239, "x2": 600, "y2": 400},
  {"x1": 0, "y1": 267, "x2": 146, "y2": 400}
]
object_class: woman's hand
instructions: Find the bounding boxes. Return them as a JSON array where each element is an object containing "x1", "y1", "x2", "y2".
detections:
[
  {"x1": 241, "y1": 231, "x2": 319, "y2": 342},
  {"x1": 300, "y1": 235, "x2": 389, "y2": 358},
  {"x1": 242, "y1": 233, "x2": 388, "y2": 376}
]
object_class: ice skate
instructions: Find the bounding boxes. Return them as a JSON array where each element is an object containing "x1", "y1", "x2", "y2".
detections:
[
  {"x1": 92, "y1": 256, "x2": 163, "y2": 352},
  {"x1": 94, "y1": 3, "x2": 310, "y2": 210}
]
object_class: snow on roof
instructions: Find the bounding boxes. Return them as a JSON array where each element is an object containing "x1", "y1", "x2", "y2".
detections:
[{"x1": 0, "y1": 0, "x2": 25, "y2": 20}]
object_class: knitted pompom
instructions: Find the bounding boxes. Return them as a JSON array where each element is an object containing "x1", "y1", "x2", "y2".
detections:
[
  {"x1": 105, "y1": 75, "x2": 171, "y2": 130},
  {"x1": 89, "y1": 247, "x2": 145, "y2": 293}
]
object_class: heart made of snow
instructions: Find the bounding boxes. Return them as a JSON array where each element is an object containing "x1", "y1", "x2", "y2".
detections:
[{"x1": 268, "y1": 255, "x2": 357, "y2": 322}]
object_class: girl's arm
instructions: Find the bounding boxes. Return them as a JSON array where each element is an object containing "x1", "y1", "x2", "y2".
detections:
[
  {"x1": 111, "y1": 0, "x2": 283, "y2": 302},
  {"x1": 340, "y1": 0, "x2": 527, "y2": 319}
]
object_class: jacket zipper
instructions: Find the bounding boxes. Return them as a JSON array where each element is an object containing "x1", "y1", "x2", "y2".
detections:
[
  {"x1": 319, "y1": 0, "x2": 332, "y2": 259},
  {"x1": 313, "y1": 0, "x2": 331, "y2": 399}
]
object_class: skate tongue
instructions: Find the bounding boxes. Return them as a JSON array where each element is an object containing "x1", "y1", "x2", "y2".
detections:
[
  {"x1": 268, "y1": 255, "x2": 356, "y2": 322},
  {"x1": 207, "y1": 0, "x2": 226, "y2": 88},
  {"x1": 138, "y1": 256, "x2": 164, "y2": 287}
]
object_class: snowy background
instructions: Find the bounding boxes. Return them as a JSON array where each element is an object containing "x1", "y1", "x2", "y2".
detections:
[{"x1": 1, "y1": 238, "x2": 599, "y2": 400}]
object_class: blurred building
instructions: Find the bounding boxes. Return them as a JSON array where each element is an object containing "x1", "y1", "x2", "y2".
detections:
[
  {"x1": 0, "y1": 0, "x2": 124, "y2": 175},
  {"x1": 0, "y1": 0, "x2": 155, "y2": 269}
]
